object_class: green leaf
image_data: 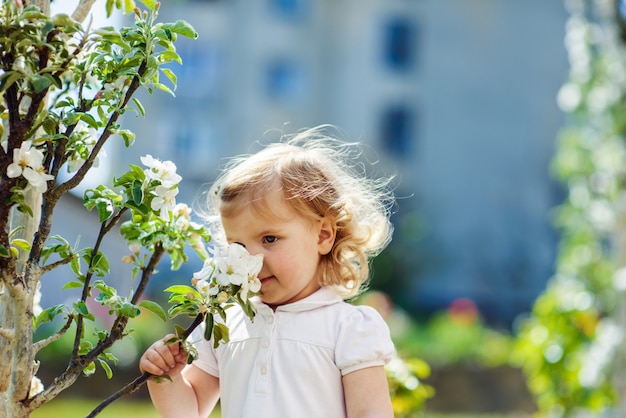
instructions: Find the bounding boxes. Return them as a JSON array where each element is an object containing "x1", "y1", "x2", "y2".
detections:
[
  {"x1": 0, "y1": 71, "x2": 23, "y2": 94},
  {"x1": 154, "y1": 374, "x2": 173, "y2": 384},
  {"x1": 117, "y1": 129, "x2": 136, "y2": 146},
  {"x1": 123, "y1": 0, "x2": 136, "y2": 13},
  {"x1": 216, "y1": 322, "x2": 229, "y2": 343},
  {"x1": 34, "y1": 304, "x2": 65, "y2": 328},
  {"x1": 164, "y1": 284, "x2": 198, "y2": 296},
  {"x1": 83, "y1": 361, "x2": 96, "y2": 376},
  {"x1": 95, "y1": 28, "x2": 131, "y2": 51},
  {"x1": 51, "y1": 13, "x2": 78, "y2": 29},
  {"x1": 95, "y1": 199, "x2": 115, "y2": 222},
  {"x1": 174, "y1": 324, "x2": 186, "y2": 338},
  {"x1": 131, "y1": 98, "x2": 145, "y2": 117},
  {"x1": 31, "y1": 75, "x2": 52, "y2": 93},
  {"x1": 152, "y1": 82, "x2": 175, "y2": 96},
  {"x1": 20, "y1": 9, "x2": 48, "y2": 20},
  {"x1": 204, "y1": 314, "x2": 214, "y2": 341},
  {"x1": 139, "y1": 300, "x2": 167, "y2": 322},
  {"x1": 70, "y1": 258, "x2": 81, "y2": 276},
  {"x1": 138, "y1": 0, "x2": 157, "y2": 11},
  {"x1": 79, "y1": 113, "x2": 99, "y2": 129},
  {"x1": 106, "y1": 0, "x2": 114, "y2": 17},
  {"x1": 169, "y1": 20, "x2": 198, "y2": 39},
  {"x1": 74, "y1": 300, "x2": 90, "y2": 316},
  {"x1": 119, "y1": 302, "x2": 141, "y2": 318},
  {"x1": 62, "y1": 281, "x2": 84, "y2": 290},
  {"x1": 160, "y1": 67, "x2": 177, "y2": 87},
  {"x1": 0, "y1": 244, "x2": 11, "y2": 258},
  {"x1": 10, "y1": 238, "x2": 31, "y2": 252},
  {"x1": 83, "y1": 249, "x2": 110, "y2": 276},
  {"x1": 157, "y1": 50, "x2": 182, "y2": 65},
  {"x1": 131, "y1": 180, "x2": 143, "y2": 205}
]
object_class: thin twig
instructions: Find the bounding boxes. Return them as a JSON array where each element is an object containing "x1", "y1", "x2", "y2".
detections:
[
  {"x1": 86, "y1": 314, "x2": 205, "y2": 418},
  {"x1": 70, "y1": 220, "x2": 109, "y2": 360},
  {"x1": 39, "y1": 256, "x2": 73, "y2": 274},
  {"x1": 33, "y1": 316, "x2": 73, "y2": 353}
]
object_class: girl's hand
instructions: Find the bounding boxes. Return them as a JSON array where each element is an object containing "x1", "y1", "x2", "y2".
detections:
[{"x1": 139, "y1": 334, "x2": 188, "y2": 377}]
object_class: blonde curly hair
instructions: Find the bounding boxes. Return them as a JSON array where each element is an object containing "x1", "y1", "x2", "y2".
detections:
[{"x1": 204, "y1": 126, "x2": 395, "y2": 298}]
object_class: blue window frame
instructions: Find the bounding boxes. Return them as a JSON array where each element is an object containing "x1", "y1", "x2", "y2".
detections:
[
  {"x1": 265, "y1": 58, "x2": 305, "y2": 103},
  {"x1": 380, "y1": 105, "x2": 414, "y2": 157},
  {"x1": 383, "y1": 18, "x2": 416, "y2": 71},
  {"x1": 269, "y1": 0, "x2": 308, "y2": 20}
]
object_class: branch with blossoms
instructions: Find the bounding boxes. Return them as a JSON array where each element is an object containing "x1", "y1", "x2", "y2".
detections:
[
  {"x1": 0, "y1": 2, "x2": 203, "y2": 414},
  {"x1": 86, "y1": 243, "x2": 263, "y2": 418},
  {"x1": 25, "y1": 154, "x2": 209, "y2": 411}
]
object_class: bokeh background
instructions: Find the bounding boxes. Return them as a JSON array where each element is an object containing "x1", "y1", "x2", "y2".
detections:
[{"x1": 36, "y1": 0, "x2": 575, "y2": 416}]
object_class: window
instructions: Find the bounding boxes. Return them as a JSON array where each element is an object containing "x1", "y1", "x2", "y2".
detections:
[
  {"x1": 383, "y1": 18, "x2": 416, "y2": 71},
  {"x1": 265, "y1": 59, "x2": 305, "y2": 103},
  {"x1": 175, "y1": 43, "x2": 224, "y2": 98},
  {"x1": 380, "y1": 105, "x2": 414, "y2": 157},
  {"x1": 269, "y1": 0, "x2": 308, "y2": 20}
]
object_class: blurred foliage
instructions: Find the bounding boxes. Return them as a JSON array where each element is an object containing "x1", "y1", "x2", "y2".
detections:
[
  {"x1": 513, "y1": 1, "x2": 626, "y2": 416},
  {"x1": 392, "y1": 297, "x2": 514, "y2": 368},
  {"x1": 358, "y1": 292, "x2": 518, "y2": 416},
  {"x1": 386, "y1": 356, "x2": 435, "y2": 417}
]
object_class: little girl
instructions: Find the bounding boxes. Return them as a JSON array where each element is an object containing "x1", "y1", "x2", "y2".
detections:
[{"x1": 139, "y1": 127, "x2": 396, "y2": 418}]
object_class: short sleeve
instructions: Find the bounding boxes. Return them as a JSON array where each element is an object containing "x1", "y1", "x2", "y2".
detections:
[
  {"x1": 335, "y1": 305, "x2": 396, "y2": 375},
  {"x1": 188, "y1": 322, "x2": 220, "y2": 377}
]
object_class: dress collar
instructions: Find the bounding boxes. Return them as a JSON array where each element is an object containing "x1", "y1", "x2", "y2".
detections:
[{"x1": 252, "y1": 287, "x2": 342, "y2": 315}]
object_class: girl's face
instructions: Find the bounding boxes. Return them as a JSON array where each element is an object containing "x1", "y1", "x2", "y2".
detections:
[{"x1": 220, "y1": 190, "x2": 336, "y2": 309}]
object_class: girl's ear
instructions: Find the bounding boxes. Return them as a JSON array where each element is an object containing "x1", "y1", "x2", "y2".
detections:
[{"x1": 317, "y1": 218, "x2": 336, "y2": 256}]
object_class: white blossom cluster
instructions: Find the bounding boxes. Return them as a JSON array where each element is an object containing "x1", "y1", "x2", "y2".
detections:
[
  {"x1": 192, "y1": 243, "x2": 263, "y2": 303},
  {"x1": 140, "y1": 154, "x2": 182, "y2": 220}
]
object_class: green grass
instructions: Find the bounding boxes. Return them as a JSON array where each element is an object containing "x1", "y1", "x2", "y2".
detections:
[
  {"x1": 30, "y1": 399, "x2": 221, "y2": 418},
  {"x1": 30, "y1": 398, "x2": 529, "y2": 418},
  {"x1": 31, "y1": 399, "x2": 161, "y2": 418}
]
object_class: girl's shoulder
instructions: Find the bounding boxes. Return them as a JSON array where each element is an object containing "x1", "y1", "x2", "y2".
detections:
[
  {"x1": 332, "y1": 302, "x2": 395, "y2": 373},
  {"x1": 332, "y1": 301, "x2": 390, "y2": 332}
]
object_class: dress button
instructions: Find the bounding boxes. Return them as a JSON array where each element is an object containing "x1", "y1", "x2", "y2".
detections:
[
  {"x1": 262, "y1": 339, "x2": 270, "y2": 348},
  {"x1": 260, "y1": 365, "x2": 267, "y2": 375},
  {"x1": 267, "y1": 316, "x2": 274, "y2": 324}
]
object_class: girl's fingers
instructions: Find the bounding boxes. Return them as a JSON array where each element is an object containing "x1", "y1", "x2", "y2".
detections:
[{"x1": 140, "y1": 335, "x2": 187, "y2": 375}]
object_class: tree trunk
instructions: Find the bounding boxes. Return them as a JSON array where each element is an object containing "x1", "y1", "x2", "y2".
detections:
[{"x1": 2, "y1": 2, "x2": 52, "y2": 417}]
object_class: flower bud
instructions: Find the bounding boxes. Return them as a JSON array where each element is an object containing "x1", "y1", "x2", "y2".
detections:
[{"x1": 216, "y1": 291, "x2": 229, "y2": 304}]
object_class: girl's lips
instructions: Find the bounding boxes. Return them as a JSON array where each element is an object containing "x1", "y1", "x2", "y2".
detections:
[{"x1": 259, "y1": 276, "x2": 274, "y2": 284}]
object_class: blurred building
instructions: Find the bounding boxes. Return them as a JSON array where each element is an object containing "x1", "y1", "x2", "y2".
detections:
[{"x1": 112, "y1": 0, "x2": 569, "y2": 326}]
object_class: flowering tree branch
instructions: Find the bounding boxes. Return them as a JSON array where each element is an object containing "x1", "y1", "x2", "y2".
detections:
[{"x1": 0, "y1": 2, "x2": 201, "y2": 416}]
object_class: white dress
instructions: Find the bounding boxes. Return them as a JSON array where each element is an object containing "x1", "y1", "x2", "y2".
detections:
[{"x1": 189, "y1": 287, "x2": 395, "y2": 418}]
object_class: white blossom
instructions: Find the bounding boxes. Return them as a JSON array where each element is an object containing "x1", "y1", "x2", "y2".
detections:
[
  {"x1": 151, "y1": 185, "x2": 179, "y2": 220},
  {"x1": 192, "y1": 243, "x2": 263, "y2": 301},
  {"x1": 6, "y1": 141, "x2": 54, "y2": 192},
  {"x1": 141, "y1": 154, "x2": 182, "y2": 187},
  {"x1": 29, "y1": 376, "x2": 44, "y2": 397}
]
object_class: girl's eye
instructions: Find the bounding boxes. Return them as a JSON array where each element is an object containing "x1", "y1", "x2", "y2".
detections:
[{"x1": 263, "y1": 236, "x2": 277, "y2": 244}]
